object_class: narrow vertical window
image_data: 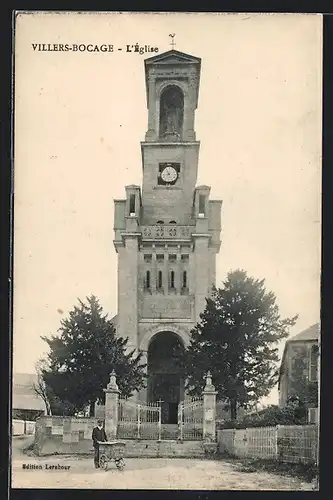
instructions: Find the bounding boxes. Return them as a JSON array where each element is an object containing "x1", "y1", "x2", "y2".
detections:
[
  {"x1": 199, "y1": 194, "x2": 205, "y2": 216},
  {"x1": 129, "y1": 194, "x2": 136, "y2": 215},
  {"x1": 146, "y1": 270, "x2": 150, "y2": 289},
  {"x1": 309, "y1": 345, "x2": 318, "y2": 382},
  {"x1": 182, "y1": 270, "x2": 187, "y2": 289},
  {"x1": 158, "y1": 270, "x2": 163, "y2": 289},
  {"x1": 170, "y1": 270, "x2": 175, "y2": 289}
]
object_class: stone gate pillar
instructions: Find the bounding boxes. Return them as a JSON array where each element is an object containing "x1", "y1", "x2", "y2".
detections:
[
  {"x1": 103, "y1": 370, "x2": 120, "y2": 440},
  {"x1": 137, "y1": 349, "x2": 148, "y2": 403},
  {"x1": 203, "y1": 371, "x2": 218, "y2": 454}
]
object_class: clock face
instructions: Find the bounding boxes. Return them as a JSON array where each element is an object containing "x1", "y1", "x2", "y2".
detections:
[{"x1": 161, "y1": 165, "x2": 178, "y2": 183}]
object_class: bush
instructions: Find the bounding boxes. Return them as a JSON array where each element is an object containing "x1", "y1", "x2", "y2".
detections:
[{"x1": 218, "y1": 401, "x2": 308, "y2": 429}]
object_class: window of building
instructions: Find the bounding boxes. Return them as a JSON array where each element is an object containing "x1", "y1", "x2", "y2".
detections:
[
  {"x1": 309, "y1": 344, "x2": 318, "y2": 382},
  {"x1": 168, "y1": 254, "x2": 177, "y2": 262},
  {"x1": 170, "y1": 270, "x2": 175, "y2": 289},
  {"x1": 158, "y1": 270, "x2": 163, "y2": 289},
  {"x1": 182, "y1": 270, "x2": 187, "y2": 289},
  {"x1": 156, "y1": 254, "x2": 164, "y2": 263},
  {"x1": 159, "y1": 86, "x2": 184, "y2": 140},
  {"x1": 145, "y1": 270, "x2": 151, "y2": 289},
  {"x1": 144, "y1": 254, "x2": 152, "y2": 263},
  {"x1": 157, "y1": 220, "x2": 164, "y2": 224},
  {"x1": 169, "y1": 220, "x2": 177, "y2": 224},
  {"x1": 129, "y1": 194, "x2": 136, "y2": 216},
  {"x1": 198, "y1": 194, "x2": 206, "y2": 216},
  {"x1": 181, "y1": 254, "x2": 189, "y2": 262}
]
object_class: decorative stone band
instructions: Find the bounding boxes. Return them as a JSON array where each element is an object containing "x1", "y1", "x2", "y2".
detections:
[{"x1": 141, "y1": 225, "x2": 192, "y2": 240}]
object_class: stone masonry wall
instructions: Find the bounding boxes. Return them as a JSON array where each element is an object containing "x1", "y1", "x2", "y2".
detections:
[{"x1": 34, "y1": 416, "x2": 99, "y2": 456}]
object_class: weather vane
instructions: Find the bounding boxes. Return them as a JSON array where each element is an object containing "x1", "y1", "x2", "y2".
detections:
[{"x1": 169, "y1": 33, "x2": 176, "y2": 49}]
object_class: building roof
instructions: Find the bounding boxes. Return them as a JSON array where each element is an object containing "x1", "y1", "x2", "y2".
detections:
[
  {"x1": 290, "y1": 323, "x2": 319, "y2": 342},
  {"x1": 13, "y1": 372, "x2": 37, "y2": 386},
  {"x1": 144, "y1": 49, "x2": 201, "y2": 66},
  {"x1": 12, "y1": 373, "x2": 45, "y2": 411},
  {"x1": 13, "y1": 394, "x2": 45, "y2": 411}
]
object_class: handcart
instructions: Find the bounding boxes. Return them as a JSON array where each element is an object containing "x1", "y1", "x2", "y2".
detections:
[{"x1": 97, "y1": 441, "x2": 126, "y2": 471}]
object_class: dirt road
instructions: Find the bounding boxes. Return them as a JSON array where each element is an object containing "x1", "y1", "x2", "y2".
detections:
[{"x1": 11, "y1": 437, "x2": 312, "y2": 490}]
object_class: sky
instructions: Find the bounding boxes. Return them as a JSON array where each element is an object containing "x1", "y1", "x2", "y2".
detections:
[{"x1": 13, "y1": 12, "x2": 322, "y2": 405}]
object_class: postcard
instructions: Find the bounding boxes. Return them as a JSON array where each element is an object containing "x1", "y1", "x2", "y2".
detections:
[{"x1": 12, "y1": 11, "x2": 322, "y2": 491}]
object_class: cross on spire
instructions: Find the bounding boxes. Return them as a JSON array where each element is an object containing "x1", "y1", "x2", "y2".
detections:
[{"x1": 169, "y1": 33, "x2": 176, "y2": 49}]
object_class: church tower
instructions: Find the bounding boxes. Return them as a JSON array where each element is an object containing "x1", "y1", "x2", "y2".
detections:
[{"x1": 113, "y1": 49, "x2": 222, "y2": 423}]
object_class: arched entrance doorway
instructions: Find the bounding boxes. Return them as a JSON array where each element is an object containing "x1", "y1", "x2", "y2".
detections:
[{"x1": 147, "y1": 331, "x2": 184, "y2": 424}]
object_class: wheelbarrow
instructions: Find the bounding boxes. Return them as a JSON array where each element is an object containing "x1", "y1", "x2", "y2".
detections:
[{"x1": 97, "y1": 441, "x2": 126, "y2": 471}]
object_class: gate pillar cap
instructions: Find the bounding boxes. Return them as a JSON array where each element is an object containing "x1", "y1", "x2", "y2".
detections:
[
  {"x1": 104, "y1": 370, "x2": 120, "y2": 393},
  {"x1": 203, "y1": 371, "x2": 217, "y2": 393}
]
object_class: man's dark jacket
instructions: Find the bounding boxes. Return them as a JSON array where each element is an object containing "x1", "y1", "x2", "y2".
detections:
[{"x1": 92, "y1": 426, "x2": 107, "y2": 448}]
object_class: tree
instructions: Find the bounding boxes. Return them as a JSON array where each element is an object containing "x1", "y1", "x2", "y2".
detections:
[
  {"x1": 32, "y1": 358, "x2": 76, "y2": 416},
  {"x1": 180, "y1": 269, "x2": 298, "y2": 419},
  {"x1": 32, "y1": 358, "x2": 52, "y2": 415},
  {"x1": 13, "y1": 409, "x2": 44, "y2": 421},
  {"x1": 40, "y1": 295, "x2": 146, "y2": 416},
  {"x1": 219, "y1": 402, "x2": 307, "y2": 429}
]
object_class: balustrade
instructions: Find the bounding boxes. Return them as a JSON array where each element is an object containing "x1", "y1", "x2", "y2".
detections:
[{"x1": 141, "y1": 225, "x2": 192, "y2": 240}]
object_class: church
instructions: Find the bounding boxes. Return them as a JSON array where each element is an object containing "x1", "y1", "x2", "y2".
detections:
[{"x1": 113, "y1": 48, "x2": 222, "y2": 424}]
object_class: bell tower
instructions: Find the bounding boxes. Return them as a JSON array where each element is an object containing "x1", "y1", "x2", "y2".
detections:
[
  {"x1": 113, "y1": 49, "x2": 222, "y2": 411},
  {"x1": 141, "y1": 50, "x2": 201, "y2": 225}
]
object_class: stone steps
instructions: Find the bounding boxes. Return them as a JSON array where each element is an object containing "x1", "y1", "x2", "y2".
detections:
[{"x1": 119, "y1": 439, "x2": 205, "y2": 458}]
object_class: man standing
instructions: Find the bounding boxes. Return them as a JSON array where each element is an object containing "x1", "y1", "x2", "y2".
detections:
[{"x1": 92, "y1": 419, "x2": 107, "y2": 468}]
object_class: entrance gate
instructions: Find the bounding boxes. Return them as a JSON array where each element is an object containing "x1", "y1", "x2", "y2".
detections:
[
  {"x1": 118, "y1": 399, "x2": 161, "y2": 440},
  {"x1": 178, "y1": 397, "x2": 204, "y2": 440},
  {"x1": 117, "y1": 397, "x2": 204, "y2": 441}
]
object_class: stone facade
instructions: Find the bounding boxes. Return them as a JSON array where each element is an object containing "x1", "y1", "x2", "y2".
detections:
[
  {"x1": 33, "y1": 416, "x2": 100, "y2": 456},
  {"x1": 113, "y1": 50, "x2": 222, "y2": 406},
  {"x1": 278, "y1": 324, "x2": 319, "y2": 412}
]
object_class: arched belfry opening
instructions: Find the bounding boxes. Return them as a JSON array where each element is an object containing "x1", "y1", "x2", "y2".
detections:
[
  {"x1": 147, "y1": 331, "x2": 185, "y2": 424},
  {"x1": 159, "y1": 85, "x2": 184, "y2": 140}
]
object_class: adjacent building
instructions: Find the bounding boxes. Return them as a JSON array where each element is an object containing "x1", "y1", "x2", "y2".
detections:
[
  {"x1": 278, "y1": 323, "x2": 320, "y2": 423},
  {"x1": 12, "y1": 373, "x2": 46, "y2": 420}
]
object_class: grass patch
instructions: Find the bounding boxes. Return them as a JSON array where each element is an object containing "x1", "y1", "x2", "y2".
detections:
[{"x1": 232, "y1": 457, "x2": 318, "y2": 483}]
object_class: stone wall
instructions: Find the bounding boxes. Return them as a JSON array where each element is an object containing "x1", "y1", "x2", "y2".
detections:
[
  {"x1": 140, "y1": 295, "x2": 193, "y2": 319},
  {"x1": 34, "y1": 415, "x2": 206, "y2": 458},
  {"x1": 34, "y1": 416, "x2": 99, "y2": 456},
  {"x1": 12, "y1": 419, "x2": 35, "y2": 436},
  {"x1": 217, "y1": 428, "x2": 235, "y2": 455},
  {"x1": 217, "y1": 424, "x2": 319, "y2": 464}
]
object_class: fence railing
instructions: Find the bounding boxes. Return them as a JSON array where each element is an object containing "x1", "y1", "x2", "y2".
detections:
[
  {"x1": 117, "y1": 399, "x2": 161, "y2": 440},
  {"x1": 178, "y1": 397, "x2": 203, "y2": 441},
  {"x1": 217, "y1": 424, "x2": 319, "y2": 464}
]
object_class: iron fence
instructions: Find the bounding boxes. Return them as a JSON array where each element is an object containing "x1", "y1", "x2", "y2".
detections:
[{"x1": 118, "y1": 399, "x2": 161, "y2": 440}]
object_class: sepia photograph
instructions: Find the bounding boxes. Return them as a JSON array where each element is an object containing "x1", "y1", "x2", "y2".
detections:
[{"x1": 11, "y1": 11, "x2": 322, "y2": 491}]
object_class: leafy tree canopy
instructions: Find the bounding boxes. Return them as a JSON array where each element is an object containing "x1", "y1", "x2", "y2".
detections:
[
  {"x1": 40, "y1": 295, "x2": 146, "y2": 415},
  {"x1": 180, "y1": 269, "x2": 298, "y2": 419},
  {"x1": 219, "y1": 401, "x2": 308, "y2": 429}
]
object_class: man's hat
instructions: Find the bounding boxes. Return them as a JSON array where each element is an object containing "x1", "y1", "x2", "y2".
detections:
[{"x1": 97, "y1": 419, "x2": 103, "y2": 425}]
